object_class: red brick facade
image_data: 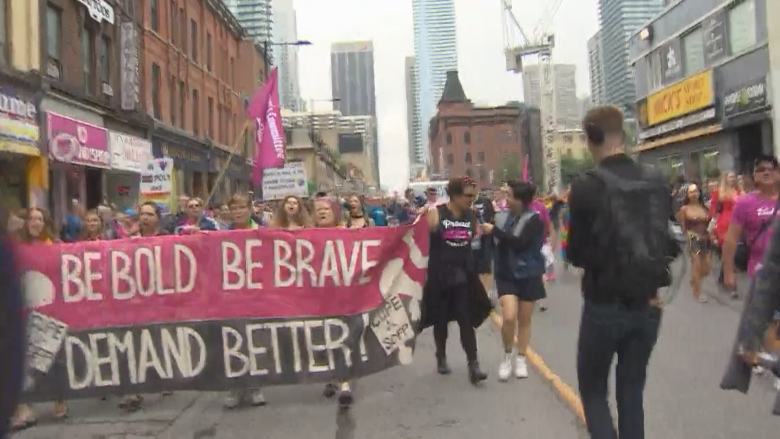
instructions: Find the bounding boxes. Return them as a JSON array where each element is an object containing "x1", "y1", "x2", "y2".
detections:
[
  {"x1": 430, "y1": 101, "x2": 526, "y2": 188},
  {"x1": 138, "y1": 0, "x2": 264, "y2": 157}
]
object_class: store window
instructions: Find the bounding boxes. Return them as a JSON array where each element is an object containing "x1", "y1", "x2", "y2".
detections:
[
  {"x1": 683, "y1": 27, "x2": 704, "y2": 75},
  {"x1": 657, "y1": 154, "x2": 683, "y2": 181},
  {"x1": 465, "y1": 152, "x2": 472, "y2": 165},
  {"x1": 699, "y1": 148, "x2": 720, "y2": 181},
  {"x1": 646, "y1": 50, "x2": 663, "y2": 92},
  {"x1": 728, "y1": 0, "x2": 756, "y2": 54},
  {"x1": 0, "y1": 155, "x2": 27, "y2": 211}
]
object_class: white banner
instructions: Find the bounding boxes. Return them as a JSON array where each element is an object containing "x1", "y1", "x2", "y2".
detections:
[
  {"x1": 140, "y1": 158, "x2": 173, "y2": 196},
  {"x1": 109, "y1": 131, "x2": 152, "y2": 173},
  {"x1": 262, "y1": 162, "x2": 309, "y2": 200}
]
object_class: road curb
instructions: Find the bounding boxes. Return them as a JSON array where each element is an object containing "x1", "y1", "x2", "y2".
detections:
[{"x1": 489, "y1": 311, "x2": 586, "y2": 426}]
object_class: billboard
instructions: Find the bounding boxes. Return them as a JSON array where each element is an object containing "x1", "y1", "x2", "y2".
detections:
[{"x1": 338, "y1": 133, "x2": 364, "y2": 154}]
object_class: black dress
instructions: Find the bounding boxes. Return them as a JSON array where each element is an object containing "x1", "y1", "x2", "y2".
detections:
[{"x1": 420, "y1": 205, "x2": 493, "y2": 330}]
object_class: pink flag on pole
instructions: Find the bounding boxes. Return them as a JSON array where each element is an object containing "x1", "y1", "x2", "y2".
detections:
[
  {"x1": 247, "y1": 68, "x2": 286, "y2": 186},
  {"x1": 522, "y1": 154, "x2": 529, "y2": 181}
]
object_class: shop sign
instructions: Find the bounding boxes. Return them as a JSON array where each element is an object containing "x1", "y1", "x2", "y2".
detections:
[
  {"x1": 703, "y1": 10, "x2": 727, "y2": 66},
  {"x1": 0, "y1": 87, "x2": 40, "y2": 156},
  {"x1": 109, "y1": 131, "x2": 152, "y2": 173},
  {"x1": 120, "y1": 22, "x2": 139, "y2": 111},
  {"x1": 723, "y1": 77, "x2": 768, "y2": 118},
  {"x1": 660, "y1": 38, "x2": 684, "y2": 85},
  {"x1": 77, "y1": 0, "x2": 114, "y2": 24},
  {"x1": 152, "y1": 138, "x2": 209, "y2": 172},
  {"x1": 140, "y1": 158, "x2": 173, "y2": 197},
  {"x1": 639, "y1": 107, "x2": 716, "y2": 140},
  {"x1": 47, "y1": 112, "x2": 110, "y2": 168},
  {"x1": 647, "y1": 70, "x2": 714, "y2": 126},
  {"x1": 212, "y1": 152, "x2": 249, "y2": 179}
]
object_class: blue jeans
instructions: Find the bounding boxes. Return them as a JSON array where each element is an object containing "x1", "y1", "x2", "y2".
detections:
[{"x1": 577, "y1": 300, "x2": 662, "y2": 439}]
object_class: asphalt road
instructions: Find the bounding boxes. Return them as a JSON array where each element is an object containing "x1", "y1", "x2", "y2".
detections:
[{"x1": 13, "y1": 320, "x2": 583, "y2": 439}]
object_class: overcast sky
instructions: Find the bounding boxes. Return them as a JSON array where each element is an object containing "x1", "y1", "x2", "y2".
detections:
[{"x1": 293, "y1": 0, "x2": 599, "y2": 190}]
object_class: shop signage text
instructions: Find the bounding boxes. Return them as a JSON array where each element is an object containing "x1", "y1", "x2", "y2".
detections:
[
  {"x1": 703, "y1": 10, "x2": 727, "y2": 66},
  {"x1": 723, "y1": 77, "x2": 768, "y2": 118},
  {"x1": 0, "y1": 87, "x2": 40, "y2": 155},
  {"x1": 660, "y1": 39, "x2": 684, "y2": 85},
  {"x1": 77, "y1": 0, "x2": 114, "y2": 24},
  {"x1": 109, "y1": 132, "x2": 152, "y2": 174},
  {"x1": 120, "y1": 22, "x2": 140, "y2": 111},
  {"x1": 647, "y1": 70, "x2": 714, "y2": 126},
  {"x1": 152, "y1": 139, "x2": 209, "y2": 172},
  {"x1": 47, "y1": 112, "x2": 110, "y2": 168},
  {"x1": 140, "y1": 158, "x2": 173, "y2": 197},
  {"x1": 639, "y1": 108, "x2": 716, "y2": 140}
]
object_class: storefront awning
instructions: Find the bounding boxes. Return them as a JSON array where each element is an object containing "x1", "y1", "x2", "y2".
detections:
[
  {"x1": 0, "y1": 141, "x2": 41, "y2": 156},
  {"x1": 633, "y1": 124, "x2": 722, "y2": 153}
]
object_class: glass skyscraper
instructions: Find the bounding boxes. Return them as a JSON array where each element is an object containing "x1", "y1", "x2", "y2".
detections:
[{"x1": 224, "y1": 0, "x2": 274, "y2": 59}]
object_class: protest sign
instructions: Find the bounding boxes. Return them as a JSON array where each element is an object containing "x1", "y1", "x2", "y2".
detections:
[
  {"x1": 262, "y1": 162, "x2": 308, "y2": 200},
  {"x1": 140, "y1": 158, "x2": 173, "y2": 197},
  {"x1": 16, "y1": 221, "x2": 429, "y2": 401}
]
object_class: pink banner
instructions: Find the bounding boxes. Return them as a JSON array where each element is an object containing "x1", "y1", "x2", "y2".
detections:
[
  {"x1": 47, "y1": 112, "x2": 110, "y2": 168},
  {"x1": 247, "y1": 68, "x2": 286, "y2": 186}
]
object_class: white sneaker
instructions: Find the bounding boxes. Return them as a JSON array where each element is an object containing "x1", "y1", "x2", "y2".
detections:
[
  {"x1": 498, "y1": 352, "x2": 513, "y2": 381},
  {"x1": 248, "y1": 389, "x2": 266, "y2": 406},
  {"x1": 515, "y1": 354, "x2": 529, "y2": 379},
  {"x1": 223, "y1": 390, "x2": 242, "y2": 409}
]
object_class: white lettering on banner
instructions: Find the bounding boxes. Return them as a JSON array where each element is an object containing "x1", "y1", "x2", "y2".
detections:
[
  {"x1": 369, "y1": 295, "x2": 413, "y2": 355},
  {"x1": 272, "y1": 239, "x2": 380, "y2": 288},
  {"x1": 265, "y1": 104, "x2": 285, "y2": 160},
  {"x1": 262, "y1": 162, "x2": 308, "y2": 200}
]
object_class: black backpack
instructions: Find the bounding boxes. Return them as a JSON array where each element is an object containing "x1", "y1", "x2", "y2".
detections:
[{"x1": 587, "y1": 166, "x2": 676, "y2": 300}]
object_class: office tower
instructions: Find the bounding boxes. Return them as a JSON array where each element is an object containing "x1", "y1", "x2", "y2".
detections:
[
  {"x1": 413, "y1": 0, "x2": 458, "y2": 164},
  {"x1": 330, "y1": 41, "x2": 379, "y2": 185},
  {"x1": 405, "y1": 56, "x2": 423, "y2": 168},
  {"x1": 598, "y1": 0, "x2": 664, "y2": 113},
  {"x1": 225, "y1": 0, "x2": 274, "y2": 59},
  {"x1": 522, "y1": 64, "x2": 579, "y2": 129},
  {"x1": 588, "y1": 31, "x2": 606, "y2": 106},
  {"x1": 272, "y1": 0, "x2": 302, "y2": 110}
]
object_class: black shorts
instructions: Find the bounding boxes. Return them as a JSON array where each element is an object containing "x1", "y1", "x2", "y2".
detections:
[{"x1": 496, "y1": 276, "x2": 546, "y2": 302}]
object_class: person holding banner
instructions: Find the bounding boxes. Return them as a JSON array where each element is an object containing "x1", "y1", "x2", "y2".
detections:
[
  {"x1": 419, "y1": 177, "x2": 492, "y2": 385},
  {"x1": 229, "y1": 193, "x2": 263, "y2": 230},
  {"x1": 345, "y1": 195, "x2": 374, "y2": 229},
  {"x1": 313, "y1": 196, "x2": 356, "y2": 407},
  {"x1": 80, "y1": 210, "x2": 107, "y2": 241},
  {"x1": 271, "y1": 196, "x2": 312, "y2": 229},
  {"x1": 12, "y1": 208, "x2": 67, "y2": 430}
]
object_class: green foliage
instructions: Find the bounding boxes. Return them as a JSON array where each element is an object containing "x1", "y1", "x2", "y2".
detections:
[
  {"x1": 499, "y1": 153, "x2": 522, "y2": 182},
  {"x1": 560, "y1": 150, "x2": 595, "y2": 185}
]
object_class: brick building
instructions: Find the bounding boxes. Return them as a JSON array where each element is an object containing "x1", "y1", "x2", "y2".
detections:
[
  {"x1": 139, "y1": 0, "x2": 266, "y2": 201},
  {"x1": 429, "y1": 71, "x2": 541, "y2": 189}
]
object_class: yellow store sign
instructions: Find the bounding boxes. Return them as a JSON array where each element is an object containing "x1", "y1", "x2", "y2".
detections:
[{"x1": 647, "y1": 70, "x2": 714, "y2": 126}]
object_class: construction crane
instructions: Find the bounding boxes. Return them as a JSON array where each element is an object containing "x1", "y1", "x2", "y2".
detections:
[{"x1": 502, "y1": 0, "x2": 561, "y2": 195}]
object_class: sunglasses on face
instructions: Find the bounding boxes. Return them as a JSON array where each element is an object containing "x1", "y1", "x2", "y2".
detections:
[{"x1": 188, "y1": 203, "x2": 201, "y2": 209}]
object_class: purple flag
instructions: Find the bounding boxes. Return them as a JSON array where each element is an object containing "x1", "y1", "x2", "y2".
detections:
[{"x1": 247, "y1": 68, "x2": 286, "y2": 186}]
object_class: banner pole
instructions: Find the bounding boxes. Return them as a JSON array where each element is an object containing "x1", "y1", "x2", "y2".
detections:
[{"x1": 204, "y1": 120, "x2": 252, "y2": 209}]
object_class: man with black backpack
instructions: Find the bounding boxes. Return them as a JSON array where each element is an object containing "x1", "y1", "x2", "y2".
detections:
[{"x1": 567, "y1": 106, "x2": 677, "y2": 439}]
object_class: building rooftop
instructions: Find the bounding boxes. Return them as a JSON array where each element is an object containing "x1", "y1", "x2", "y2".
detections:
[{"x1": 439, "y1": 71, "x2": 468, "y2": 103}]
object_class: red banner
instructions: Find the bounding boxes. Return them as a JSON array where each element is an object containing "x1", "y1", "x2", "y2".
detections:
[{"x1": 18, "y1": 222, "x2": 430, "y2": 400}]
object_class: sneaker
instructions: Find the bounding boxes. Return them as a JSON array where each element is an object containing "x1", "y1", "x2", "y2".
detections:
[
  {"x1": 338, "y1": 382, "x2": 353, "y2": 407},
  {"x1": 498, "y1": 352, "x2": 513, "y2": 382},
  {"x1": 248, "y1": 389, "x2": 266, "y2": 406},
  {"x1": 223, "y1": 391, "x2": 242, "y2": 409},
  {"x1": 539, "y1": 300, "x2": 548, "y2": 312},
  {"x1": 515, "y1": 354, "x2": 529, "y2": 379}
]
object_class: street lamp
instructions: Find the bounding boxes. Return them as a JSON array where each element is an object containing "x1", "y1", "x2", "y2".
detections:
[{"x1": 263, "y1": 40, "x2": 313, "y2": 80}]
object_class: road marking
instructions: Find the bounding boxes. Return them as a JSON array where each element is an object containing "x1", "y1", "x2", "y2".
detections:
[{"x1": 489, "y1": 311, "x2": 586, "y2": 425}]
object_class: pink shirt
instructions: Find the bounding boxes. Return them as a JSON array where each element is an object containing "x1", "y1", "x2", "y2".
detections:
[{"x1": 732, "y1": 191, "x2": 778, "y2": 277}]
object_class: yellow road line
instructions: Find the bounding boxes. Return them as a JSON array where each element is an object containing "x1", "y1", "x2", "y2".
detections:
[{"x1": 489, "y1": 311, "x2": 586, "y2": 425}]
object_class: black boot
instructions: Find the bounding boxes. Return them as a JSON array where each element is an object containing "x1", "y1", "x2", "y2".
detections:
[
  {"x1": 468, "y1": 360, "x2": 487, "y2": 385},
  {"x1": 436, "y1": 355, "x2": 452, "y2": 375}
]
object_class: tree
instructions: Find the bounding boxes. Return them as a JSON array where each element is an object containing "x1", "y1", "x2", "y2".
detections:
[
  {"x1": 499, "y1": 153, "x2": 522, "y2": 183},
  {"x1": 560, "y1": 150, "x2": 594, "y2": 186}
]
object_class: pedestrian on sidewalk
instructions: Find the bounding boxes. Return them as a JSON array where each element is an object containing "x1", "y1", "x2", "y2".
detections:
[
  {"x1": 567, "y1": 106, "x2": 677, "y2": 439},
  {"x1": 418, "y1": 177, "x2": 492, "y2": 385},
  {"x1": 0, "y1": 223, "x2": 25, "y2": 438},
  {"x1": 480, "y1": 181, "x2": 546, "y2": 381}
]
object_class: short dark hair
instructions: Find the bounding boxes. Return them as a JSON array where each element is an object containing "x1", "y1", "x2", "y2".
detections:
[
  {"x1": 754, "y1": 154, "x2": 779, "y2": 170},
  {"x1": 508, "y1": 181, "x2": 536, "y2": 205},
  {"x1": 446, "y1": 177, "x2": 477, "y2": 197},
  {"x1": 140, "y1": 201, "x2": 161, "y2": 218},
  {"x1": 582, "y1": 105, "x2": 625, "y2": 145}
]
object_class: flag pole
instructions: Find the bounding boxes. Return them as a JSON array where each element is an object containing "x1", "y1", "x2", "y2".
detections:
[{"x1": 204, "y1": 120, "x2": 252, "y2": 209}]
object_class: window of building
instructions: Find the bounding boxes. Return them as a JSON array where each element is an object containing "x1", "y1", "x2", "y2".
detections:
[
  {"x1": 465, "y1": 152, "x2": 472, "y2": 164},
  {"x1": 479, "y1": 168, "x2": 488, "y2": 182},
  {"x1": 150, "y1": 0, "x2": 159, "y2": 32},
  {"x1": 682, "y1": 27, "x2": 704, "y2": 75},
  {"x1": 477, "y1": 151, "x2": 485, "y2": 164},
  {"x1": 217, "y1": 104, "x2": 223, "y2": 143},
  {"x1": 190, "y1": 19, "x2": 198, "y2": 62},
  {"x1": 46, "y1": 5, "x2": 62, "y2": 62},
  {"x1": 646, "y1": 50, "x2": 663, "y2": 92},
  {"x1": 179, "y1": 81, "x2": 185, "y2": 129},
  {"x1": 151, "y1": 63, "x2": 161, "y2": 119},
  {"x1": 123, "y1": 0, "x2": 136, "y2": 18},
  {"x1": 698, "y1": 148, "x2": 720, "y2": 180},
  {"x1": 728, "y1": 0, "x2": 756, "y2": 54},
  {"x1": 464, "y1": 131, "x2": 471, "y2": 144},
  {"x1": 466, "y1": 168, "x2": 473, "y2": 178},
  {"x1": 169, "y1": 1, "x2": 176, "y2": 46},
  {"x1": 446, "y1": 153, "x2": 454, "y2": 165},
  {"x1": 446, "y1": 133, "x2": 452, "y2": 145},
  {"x1": 98, "y1": 36, "x2": 110, "y2": 83},
  {"x1": 206, "y1": 32, "x2": 212, "y2": 72},
  {"x1": 0, "y1": 0, "x2": 7, "y2": 66},
  {"x1": 564, "y1": 134, "x2": 573, "y2": 143},
  {"x1": 180, "y1": 8, "x2": 186, "y2": 54},
  {"x1": 230, "y1": 57, "x2": 235, "y2": 86},
  {"x1": 169, "y1": 76, "x2": 176, "y2": 126},
  {"x1": 82, "y1": 27, "x2": 94, "y2": 93},
  {"x1": 207, "y1": 97, "x2": 214, "y2": 139},
  {"x1": 192, "y1": 89, "x2": 199, "y2": 136},
  {"x1": 657, "y1": 154, "x2": 683, "y2": 181}
]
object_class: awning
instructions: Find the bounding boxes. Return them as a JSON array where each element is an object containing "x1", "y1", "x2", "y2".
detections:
[
  {"x1": 0, "y1": 141, "x2": 41, "y2": 156},
  {"x1": 634, "y1": 124, "x2": 722, "y2": 153}
]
